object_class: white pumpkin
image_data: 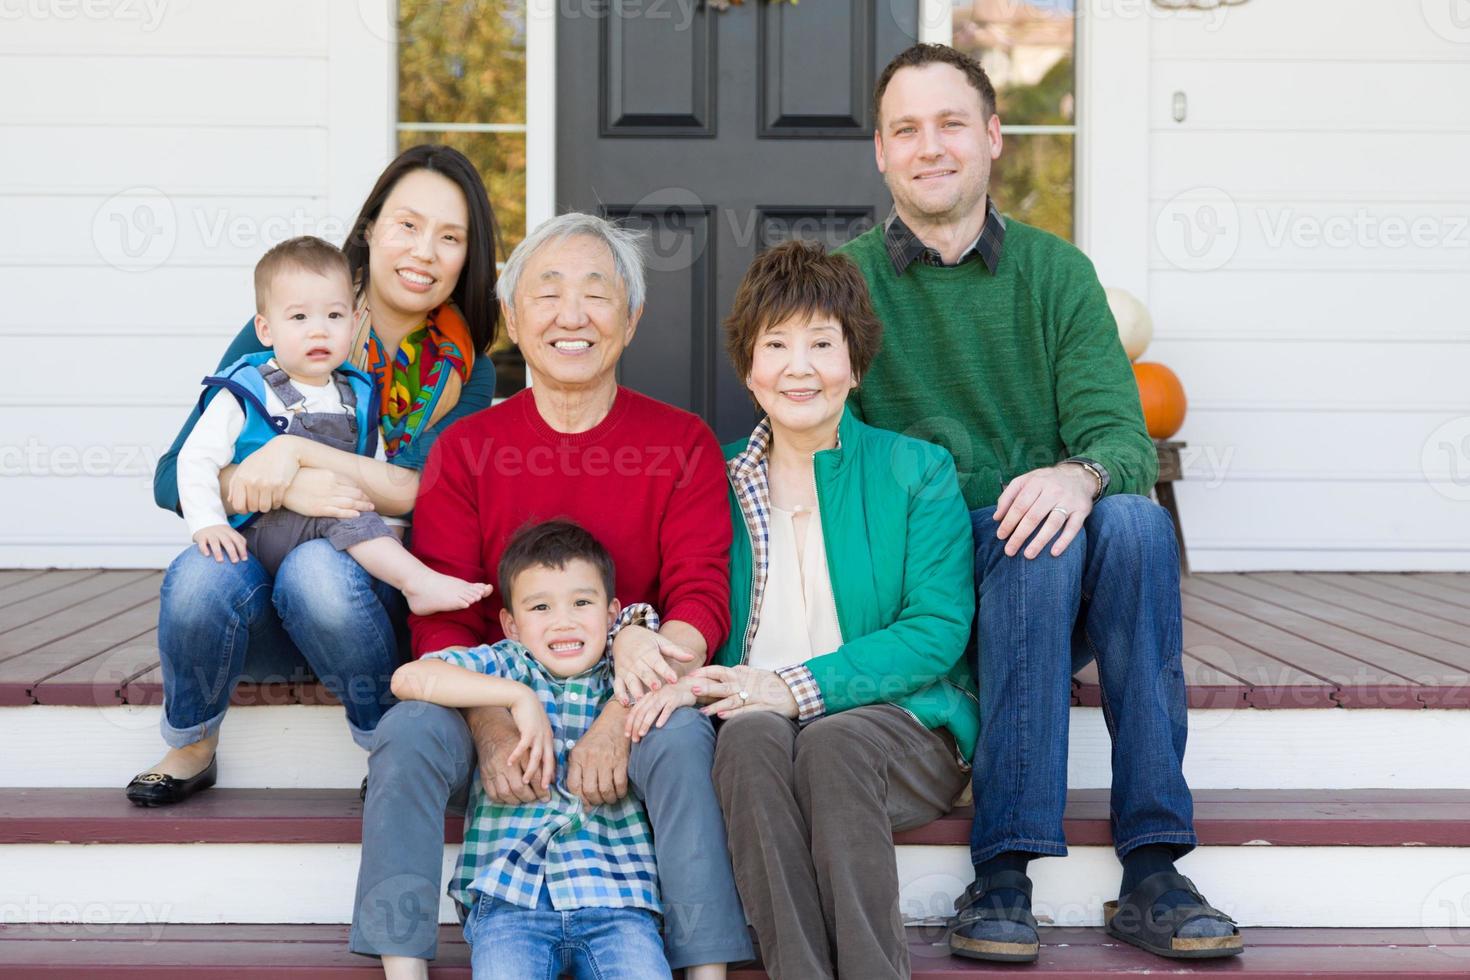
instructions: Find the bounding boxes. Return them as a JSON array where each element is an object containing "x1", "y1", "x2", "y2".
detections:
[{"x1": 1105, "y1": 287, "x2": 1154, "y2": 362}]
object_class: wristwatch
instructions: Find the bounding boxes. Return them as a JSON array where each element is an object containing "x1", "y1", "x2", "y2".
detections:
[{"x1": 1064, "y1": 456, "x2": 1110, "y2": 502}]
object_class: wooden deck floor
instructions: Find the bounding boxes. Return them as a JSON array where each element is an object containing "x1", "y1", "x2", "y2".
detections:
[{"x1": 0, "y1": 570, "x2": 1467, "y2": 709}]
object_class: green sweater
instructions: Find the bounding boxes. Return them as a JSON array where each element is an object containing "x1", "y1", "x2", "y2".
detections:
[
  {"x1": 715, "y1": 408, "x2": 980, "y2": 762},
  {"x1": 837, "y1": 218, "x2": 1156, "y2": 511}
]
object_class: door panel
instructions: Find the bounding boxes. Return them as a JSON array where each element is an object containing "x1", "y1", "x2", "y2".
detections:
[
  {"x1": 758, "y1": 0, "x2": 876, "y2": 138},
  {"x1": 601, "y1": 3, "x2": 715, "y2": 136}
]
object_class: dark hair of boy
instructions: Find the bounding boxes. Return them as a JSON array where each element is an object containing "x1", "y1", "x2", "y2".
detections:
[{"x1": 497, "y1": 520, "x2": 617, "y2": 607}]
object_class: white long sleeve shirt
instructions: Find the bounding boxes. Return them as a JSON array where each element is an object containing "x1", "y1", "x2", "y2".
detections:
[{"x1": 177, "y1": 361, "x2": 390, "y2": 536}]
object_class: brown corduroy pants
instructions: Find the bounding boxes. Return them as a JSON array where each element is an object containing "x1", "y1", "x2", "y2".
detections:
[{"x1": 712, "y1": 705, "x2": 969, "y2": 980}]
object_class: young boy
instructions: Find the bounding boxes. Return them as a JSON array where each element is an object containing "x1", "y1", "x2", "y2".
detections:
[
  {"x1": 391, "y1": 520, "x2": 671, "y2": 980},
  {"x1": 176, "y1": 235, "x2": 490, "y2": 615}
]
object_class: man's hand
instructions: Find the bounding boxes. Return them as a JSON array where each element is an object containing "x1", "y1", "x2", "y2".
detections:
[
  {"x1": 465, "y1": 704, "x2": 549, "y2": 804},
  {"x1": 567, "y1": 700, "x2": 630, "y2": 807},
  {"x1": 611, "y1": 625, "x2": 697, "y2": 705},
  {"x1": 994, "y1": 464, "x2": 1096, "y2": 559}
]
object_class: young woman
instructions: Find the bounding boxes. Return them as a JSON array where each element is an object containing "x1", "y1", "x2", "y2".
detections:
[{"x1": 126, "y1": 145, "x2": 501, "y2": 805}]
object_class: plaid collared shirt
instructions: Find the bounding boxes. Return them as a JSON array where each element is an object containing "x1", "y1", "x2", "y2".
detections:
[
  {"x1": 727, "y1": 418, "x2": 828, "y2": 724},
  {"x1": 424, "y1": 628, "x2": 660, "y2": 915},
  {"x1": 882, "y1": 196, "x2": 1007, "y2": 276}
]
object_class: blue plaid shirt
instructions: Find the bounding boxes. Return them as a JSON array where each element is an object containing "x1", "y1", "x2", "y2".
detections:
[{"x1": 424, "y1": 638, "x2": 660, "y2": 915}]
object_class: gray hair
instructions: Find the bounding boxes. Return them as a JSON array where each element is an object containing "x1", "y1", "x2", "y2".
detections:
[{"x1": 498, "y1": 212, "x2": 647, "y2": 318}]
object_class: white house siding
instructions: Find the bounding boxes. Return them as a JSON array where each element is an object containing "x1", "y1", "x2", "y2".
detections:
[
  {"x1": 1147, "y1": 0, "x2": 1470, "y2": 571},
  {"x1": 1, "y1": 0, "x2": 394, "y2": 568}
]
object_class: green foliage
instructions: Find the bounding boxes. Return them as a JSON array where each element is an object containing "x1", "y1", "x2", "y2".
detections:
[
  {"x1": 992, "y1": 133, "x2": 1074, "y2": 241},
  {"x1": 998, "y1": 54, "x2": 1074, "y2": 127},
  {"x1": 397, "y1": 0, "x2": 528, "y2": 252}
]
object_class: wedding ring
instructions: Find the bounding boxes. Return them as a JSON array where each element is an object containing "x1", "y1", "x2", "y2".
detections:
[
  {"x1": 738, "y1": 690, "x2": 750, "y2": 704},
  {"x1": 1052, "y1": 506, "x2": 1070, "y2": 518}
]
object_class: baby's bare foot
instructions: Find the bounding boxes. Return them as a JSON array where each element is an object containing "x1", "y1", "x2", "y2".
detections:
[{"x1": 402, "y1": 569, "x2": 493, "y2": 615}]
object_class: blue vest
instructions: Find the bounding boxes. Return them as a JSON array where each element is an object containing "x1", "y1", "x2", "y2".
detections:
[{"x1": 198, "y1": 351, "x2": 379, "y2": 528}]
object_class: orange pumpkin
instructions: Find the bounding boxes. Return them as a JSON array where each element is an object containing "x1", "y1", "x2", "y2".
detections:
[{"x1": 1132, "y1": 362, "x2": 1187, "y2": 440}]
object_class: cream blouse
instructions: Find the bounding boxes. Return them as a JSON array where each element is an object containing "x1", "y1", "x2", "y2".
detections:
[{"x1": 747, "y1": 502, "x2": 844, "y2": 671}]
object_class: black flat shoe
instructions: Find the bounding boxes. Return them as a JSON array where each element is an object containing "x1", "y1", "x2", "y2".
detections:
[{"x1": 125, "y1": 755, "x2": 218, "y2": 807}]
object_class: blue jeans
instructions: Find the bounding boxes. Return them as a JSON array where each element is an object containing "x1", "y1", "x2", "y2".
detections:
[
  {"x1": 157, "y1": 538, "x2": 407, "y2": 750},
  {"x1": 968, "y1": 494, "x2": 1197, "y2": 865},
  {"x1": 351, "y1": 703, "x2": 752, "y2": 969},
  {"x1": 465, "y1": 887, "x2": 672, "y2": 980}
]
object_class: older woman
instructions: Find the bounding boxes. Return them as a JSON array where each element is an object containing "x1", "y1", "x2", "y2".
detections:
[
  {"x1": 126, "y1": 145, "x2": 501, "y2": 805},
  {"x1": 631, "y1": 240, "x2": 979, "y2": 979},
  {"x1": 352, "y1": 213, "x2": 753, "y2": 980}
]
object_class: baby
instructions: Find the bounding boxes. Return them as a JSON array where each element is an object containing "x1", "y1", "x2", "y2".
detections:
[
  {"x1": 176, "y1": 235, "x2": 490, "y2": 615},
  {"x1": 391, "y1": 520, "x2": 670, "y2": 980}
]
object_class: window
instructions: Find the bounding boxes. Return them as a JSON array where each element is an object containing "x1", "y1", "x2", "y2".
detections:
[
  {"x1": 952, "y1": 0, "x2": 1076, "y2": 240},
  {"x1": 397, "y1": 0, "x2": 529, "y2": 392}
]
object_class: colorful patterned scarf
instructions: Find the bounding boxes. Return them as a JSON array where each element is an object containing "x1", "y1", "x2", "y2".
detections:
[{"x1": 353, "y1": 298, "x2": 475, "y2": 460}]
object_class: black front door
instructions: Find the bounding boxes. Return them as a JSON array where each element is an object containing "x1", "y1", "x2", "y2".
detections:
[{"x1": 558, "y1": 1, "x2": 919, "y2": 442}]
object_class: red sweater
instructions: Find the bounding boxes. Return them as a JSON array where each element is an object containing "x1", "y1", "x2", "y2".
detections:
[{"x1": 408, "y1": 387, "x2": 732, "y2": 658}]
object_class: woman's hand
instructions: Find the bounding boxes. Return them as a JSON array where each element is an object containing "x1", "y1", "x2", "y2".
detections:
[
  {"x1": 624, "y1": 677, "x2": 698, "y2": 742},
  {"x1": 611, "y1": 625, "x2": 697, "y2": 705},
  {"x1": 507, "y1": 687, "x2": 557, "y2": 796},
  {"x1": 227, "y1": 436, "x2": 304, "y2": 515},
  {"x1": 282, "y1": 467, "x2": 376, "y2": 520},
  {"x1": 691, "y1": 664, "x2": 799, "y2": 720}
]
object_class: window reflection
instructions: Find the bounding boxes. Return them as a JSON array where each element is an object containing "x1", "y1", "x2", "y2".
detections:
[{"x1": 953, "y1": 0, "x2": 1077, "y2": 240}]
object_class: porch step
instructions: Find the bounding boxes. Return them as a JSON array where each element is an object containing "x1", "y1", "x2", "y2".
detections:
[
  {"x1": 1, "y1": 924, "x2": 1465, "y2": 977},
  {"x1": 7, "y1": 788, "x2": 1470, "y2": 848},
  {"x1": 4, "y1": 789, "x2": 1469, "y2": 929},
  {"x1": 6, "y1": 702, "x2": 1470, "y2": 790}
]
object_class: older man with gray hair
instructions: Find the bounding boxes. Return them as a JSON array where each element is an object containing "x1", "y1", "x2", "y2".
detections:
[{"x1": 351, "y1": 212, "x2": 752, "y2": 980}]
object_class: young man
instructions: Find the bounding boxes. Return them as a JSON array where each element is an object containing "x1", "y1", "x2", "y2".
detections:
[{"x1": 835, "y1": 44, "x2": 1242, "y2": 963}]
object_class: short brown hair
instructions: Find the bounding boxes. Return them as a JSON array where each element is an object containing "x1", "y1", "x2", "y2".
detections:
[
  {"x1": 724, "y1": 239, "x2": 883, "y2": 390},
  {"x1": 253, "y1": 235, "x2": 352, "y2": 313},
  {"x1": 874, "y1": 43, "x2": 997, "y2": 129},
  {"x1": 497, "y1": 520, "x2": 615, "y2": 608}
]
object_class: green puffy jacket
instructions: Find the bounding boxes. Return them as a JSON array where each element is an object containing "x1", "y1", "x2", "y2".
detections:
[{"x1": 715, "y1": 406, "x2": 980, "y2": 762}]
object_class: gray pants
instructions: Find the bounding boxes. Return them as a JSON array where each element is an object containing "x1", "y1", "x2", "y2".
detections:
[
  {"x1": 712, "y1": 705, "x2": 969, "y2": 980},
  {"x1": 350, "y1": 701, "x2": 755, "y2": 969},
  {"x1": 243, "y1": 509, "x2": 392, "y2": 577}
]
